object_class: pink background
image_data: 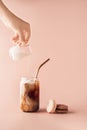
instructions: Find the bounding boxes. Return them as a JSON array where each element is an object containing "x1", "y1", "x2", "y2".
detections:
[{"x1": 0, "y1": 0, "x2": 87, "y2": 129}]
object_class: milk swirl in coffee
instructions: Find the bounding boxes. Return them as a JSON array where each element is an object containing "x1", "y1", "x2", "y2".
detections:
[{"x1": 20, "y1": 77, "x2": 39, "y2": 112}]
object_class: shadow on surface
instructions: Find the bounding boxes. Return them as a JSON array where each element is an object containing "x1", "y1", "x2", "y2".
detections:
[
  {"x1": 68, "y1": 110, "x2": 76, "y2": 114},
  {"x1": 38, "y1": 108, "x2": 46, "y2": 113}
]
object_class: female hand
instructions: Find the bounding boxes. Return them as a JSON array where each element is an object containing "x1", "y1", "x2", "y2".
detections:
[
  {"x1": 0, "y1": 0, "x2": 31, "y2": 46},
  {"x1": 11, "y1": 16, "x2": 31, "y2": 46}
]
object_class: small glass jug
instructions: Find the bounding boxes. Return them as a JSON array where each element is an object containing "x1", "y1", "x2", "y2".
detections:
[{"x1": 9, "y1": 44, "x2": 32, "y2": 61}]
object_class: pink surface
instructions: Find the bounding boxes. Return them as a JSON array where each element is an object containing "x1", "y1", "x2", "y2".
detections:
[{"x1": 0, "y1": 0, "x2": 87, "y2": 129}]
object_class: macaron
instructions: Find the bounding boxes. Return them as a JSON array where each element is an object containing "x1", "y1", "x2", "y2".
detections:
[
  {"x1": 46, "y1": 99, "x2": 56, "y2": 113},
  {"x1": 46, "y1": 99, "x2": 68, "y2": 114},
  {"x1": 55, "y1": 104, "x2": 68, "y2": 113}
]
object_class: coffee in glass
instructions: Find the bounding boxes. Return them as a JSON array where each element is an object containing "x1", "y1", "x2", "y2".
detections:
[{"x1": 20, "y1": 77, "x2": 39, "y2": 112}]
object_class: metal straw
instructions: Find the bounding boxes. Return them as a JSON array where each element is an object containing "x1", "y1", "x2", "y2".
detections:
[{"x1": 35, "y1": 58, "x2": 50, "y2": 79}]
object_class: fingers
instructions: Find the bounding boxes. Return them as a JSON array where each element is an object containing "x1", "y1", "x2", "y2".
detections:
[
  {"x1": 12, "y1": 22, "x2": 31, "y2": 46},
  {"x1": 12, "y1": 31, "x2": 30, "y2": 46},
  {"x1": 19, "y1": 31, "x2": 30, "y2": 46}
]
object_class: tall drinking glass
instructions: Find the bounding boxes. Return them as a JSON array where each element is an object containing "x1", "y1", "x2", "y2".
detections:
[{"x1": 20, "y1": 77, "x2": 39, "y2": 112}]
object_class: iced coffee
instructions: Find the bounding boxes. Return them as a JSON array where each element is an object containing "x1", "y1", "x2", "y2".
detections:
[{"x1": 20, "y1": 77, "x2": 39, "y2": 112}]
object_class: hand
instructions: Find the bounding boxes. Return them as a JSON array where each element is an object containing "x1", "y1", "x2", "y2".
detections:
[
  {"x1": 0, "y1": 0, "x2": 31, "y2": 46},
  {"x1": 11, "y1": 16, "x2": 31, "y2": 46}
]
